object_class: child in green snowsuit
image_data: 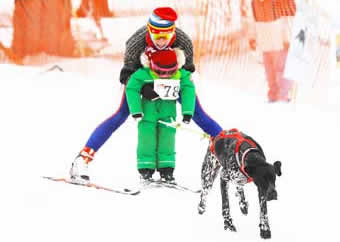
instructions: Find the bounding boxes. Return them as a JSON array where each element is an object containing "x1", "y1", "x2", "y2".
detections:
[{"x1": 126, "y1": 48, "x2": 196, "y2": 182}]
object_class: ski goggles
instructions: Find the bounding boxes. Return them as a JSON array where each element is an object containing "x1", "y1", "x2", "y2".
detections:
[
  {"x1": 151, "y1": 61, "x2": 178, "y2": 78},
  {"x1": 150, "y1": 32, "x2": 174, "y2": 41},
  {"x1": 147, "y1": 24, "x2": 175, "y2": 40}
]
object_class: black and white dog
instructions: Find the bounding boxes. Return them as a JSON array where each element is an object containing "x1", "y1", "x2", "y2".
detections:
[{"x1": 198, "y1": 129, "x2": 282, "y2": 239}]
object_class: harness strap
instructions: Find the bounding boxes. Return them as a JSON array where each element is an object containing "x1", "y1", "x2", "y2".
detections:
[
  {"x1": 237, "y1": 147, "x2": 257, "y2": 183},
  {"x1": 209, "y1": 129, "x2": 256, "y2": 183}
]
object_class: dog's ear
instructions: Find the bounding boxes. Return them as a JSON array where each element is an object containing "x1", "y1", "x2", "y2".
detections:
[{"x1": 273, "y1": 161, "x2": 282, "y2": 176}]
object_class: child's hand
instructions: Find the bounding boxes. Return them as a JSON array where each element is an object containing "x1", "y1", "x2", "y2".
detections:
[
  {"x1": 182, "y1": 115, "x2": 192, "y2": 124},
  {"x1": 132, "y1": 113, "x2": 143, "y2": 122}
]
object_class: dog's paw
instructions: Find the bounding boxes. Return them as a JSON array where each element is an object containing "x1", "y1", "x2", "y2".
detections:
[
  {"x1": 198, "y1": 204, "x2": 205, "y2": 215},
  {"x1": 224, "y1": 220, "x2": 237, "y2": 232},
  {"x1": 260, "y1": 229, "x2": 271, "y2": 239},
  {"x1": 198, "y1": 201, "x2": 206, "y2": 215},
  {"x1": 239, "y1": 201, "x2": 248, "y2": 215}
]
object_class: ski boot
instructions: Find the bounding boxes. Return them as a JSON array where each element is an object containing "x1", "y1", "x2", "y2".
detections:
[
  {"x1": 70, "y1": 147, "x2": 95, "y2": 184},
  {"x1": 138, "y1": 168, "x2": 155, "y2": 186},
  {"x1": 159, "y1": 167, "x2": 176, "y2": 184}
]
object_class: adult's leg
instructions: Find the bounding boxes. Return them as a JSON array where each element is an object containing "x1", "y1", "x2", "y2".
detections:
[
  {"x1": 178, "y1": 95, "x2": 222, "y2": 137},
  {"x1": 85, "y1": 91, "x2": 130, "y2": 151},
  {"x1": 263, "y1": 51, "x2": 279, "y2": 102},
  {"x1": 276, "y1": 49, "x2": 293, "y2": 101},
  {"x1": 192, "y1": 96, "x2": 223, "y2": 137}
]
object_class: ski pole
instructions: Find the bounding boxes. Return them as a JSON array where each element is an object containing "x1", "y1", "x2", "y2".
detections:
[{"x1": 158, "y1": 120, "x2": 210, "y2": 140}]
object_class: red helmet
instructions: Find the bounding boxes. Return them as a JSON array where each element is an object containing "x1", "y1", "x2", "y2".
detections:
[{"x1": 149, "y1": 49, "x2": 178, "y2": 78}]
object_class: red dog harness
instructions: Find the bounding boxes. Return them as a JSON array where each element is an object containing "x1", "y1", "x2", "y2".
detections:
[{"x1": 210, "y1": 129, "x2": 257, "y2": 183}]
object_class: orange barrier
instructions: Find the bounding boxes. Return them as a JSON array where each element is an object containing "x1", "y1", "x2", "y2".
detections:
[{"x1": 0, "y1": 0, "x2": 297, "y2": 70}]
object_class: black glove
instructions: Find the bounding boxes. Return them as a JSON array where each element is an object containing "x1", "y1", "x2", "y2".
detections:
[
  {"x1": 132, "y1": 113, "x2": 143, "y2": 121},
  {"x1": 141, "y1": 83, "x2": 160, "y2": 101},
  {"x1": 119, "y1": 67, "x2": 134, "y2": 84},
  {"x1": 182, "y1": 115, "x2": 192, "y2": 124},
  {"x1": 183, "y1": 63, "x2": 195, "y2": 73}
]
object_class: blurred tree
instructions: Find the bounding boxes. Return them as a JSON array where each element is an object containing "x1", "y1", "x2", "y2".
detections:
[
  {"x1": 76, "y1": 0, "x2": 113, "y2": 18},
  {"x1": 12, "y1": 0, "x2": 75, "y2": 58}
]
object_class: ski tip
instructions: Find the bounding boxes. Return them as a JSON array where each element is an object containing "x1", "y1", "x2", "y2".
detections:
[
  {"x1": 131, "y1": 191, "x2": 141, "y2": 195},
  {"x1": 42, "y1": 176, "x2": 54, "y2": 180},
  {"x1": 124, "y1": 188, "x2": 141, "y2": 195},
  {"x1": 42, "y1": 176, "x2": 66, "y2": 182}
]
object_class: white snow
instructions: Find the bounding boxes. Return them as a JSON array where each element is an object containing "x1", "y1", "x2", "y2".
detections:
[
  {"x1": 0, "y1": 59, "x2": 339, "y2": 242},
  {"x1": 1, "y1": 1, "x2": 340, "y2": 241}
]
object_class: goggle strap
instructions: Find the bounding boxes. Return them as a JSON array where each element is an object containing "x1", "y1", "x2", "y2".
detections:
[
  {"x1": 147, "y1": 23, "x2": 175, "y2": 32},
  {"x1": 151, "y1": 61, "x2": 178, "y2": 72}
]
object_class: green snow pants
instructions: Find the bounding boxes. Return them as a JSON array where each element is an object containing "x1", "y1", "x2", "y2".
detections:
[{"x1": 137, "y1": 119, "x2": 176, "y2": 170}]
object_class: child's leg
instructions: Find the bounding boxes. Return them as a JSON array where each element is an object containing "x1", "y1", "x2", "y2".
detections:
[
  {"x1": 137, "y1": 120, "x2": 157, "y2": 170},
  {"x1": 85, "y1": 91, "x2": 130, "y2": 151},
  {"x1": 157, "y1": 121, "x2": 176, "y2": 169}
]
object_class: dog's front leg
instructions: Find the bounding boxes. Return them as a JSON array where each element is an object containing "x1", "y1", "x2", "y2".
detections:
[
  {"x1": 236, "y1": 186, "x2": 248, "y2": 215},
  {"x1": 198, "y1": 151, "x2": 220, "y2": 214},
  {"x1": 259, "y1": 195, "x2": 271, "y2": 239},
  {"x1": 220, "y1": 176, "x2": 236, "y2": 232}
]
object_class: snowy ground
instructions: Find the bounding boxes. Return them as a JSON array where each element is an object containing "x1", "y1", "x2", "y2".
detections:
[
  {"x1": 0, "y1": 1, "x2": 339, "y2": 241},
  {"x1": 1, "y1": 62, "x2": 339, "y2": 242}
]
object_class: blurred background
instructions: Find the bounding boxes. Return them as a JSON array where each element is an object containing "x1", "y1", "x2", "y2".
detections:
[{"x1": 0, "y1": 0, "x2": 339, "y2": 104}]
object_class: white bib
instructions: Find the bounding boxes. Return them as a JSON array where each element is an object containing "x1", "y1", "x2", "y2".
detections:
[{"x1": 153, "y1": 79, "x2": 180, "y2": 100}]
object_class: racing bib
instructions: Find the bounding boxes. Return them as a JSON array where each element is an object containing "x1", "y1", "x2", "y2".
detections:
[{"x1": 153, "y1": 79, "x2": 180, "y2": 100}]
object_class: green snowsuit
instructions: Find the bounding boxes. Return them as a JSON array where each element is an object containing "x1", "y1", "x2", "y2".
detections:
[{"x1": 126, "y1": 68, "x2": 196, "y2": 170}]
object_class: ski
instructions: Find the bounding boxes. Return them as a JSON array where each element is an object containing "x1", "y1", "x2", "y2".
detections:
[
  {"x1": 43, "y1": 176, "x2": 201, "y2": 195},
  {"x1": 156, "y1": 180, "x2": 201, "y2": 193},
  {"x1": 138, "y1": 179, "x2": 201, "y2": 194},
  {"x1": 42, "y1": 176, "x2": 141, "y2": 195}
]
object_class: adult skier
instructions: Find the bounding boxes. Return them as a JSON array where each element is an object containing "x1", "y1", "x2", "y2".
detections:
[{"x1": 70, "y1": 7, "x2": 222, "y2": 183}]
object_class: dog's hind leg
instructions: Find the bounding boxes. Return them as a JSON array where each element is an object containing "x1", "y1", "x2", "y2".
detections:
[
  {"x1": 198, "y1": 150, "x2": 221, "y2": 214},
  {"x1": 220, "y1": 174, "x2": 236, "y2": 232},
  {"x1": 258, "y1": 195, "x2": 271, "y2": 239},
  {"x1": 235, "y1": 186, "x2": 248, "y2": 215}
]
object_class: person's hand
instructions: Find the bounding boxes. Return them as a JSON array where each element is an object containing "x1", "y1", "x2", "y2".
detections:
[
  {"x1": 141, "y1": 83, "x2": 160, "y2": 101},
  {"x1": 182, "y1": 115, "x2": 192, "y2": 124},
  {"x1": 132, "y1": 113, "x2": 143, "y2": 122}
]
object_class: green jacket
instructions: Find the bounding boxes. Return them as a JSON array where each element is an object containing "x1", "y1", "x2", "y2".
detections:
[{"x1": 126, "y1": 68, "x2": 196, "y2": 122}]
